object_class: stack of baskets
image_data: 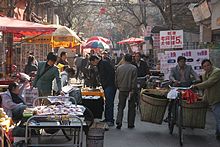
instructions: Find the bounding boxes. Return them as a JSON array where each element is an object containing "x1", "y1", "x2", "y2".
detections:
[{"x1": 140, "y1": 89, "x2": 168, "y2": 124}]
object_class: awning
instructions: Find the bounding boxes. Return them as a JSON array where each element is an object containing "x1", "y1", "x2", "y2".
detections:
[{"x1": 0, "y1": 16, "x2": 56, "y2": 36}]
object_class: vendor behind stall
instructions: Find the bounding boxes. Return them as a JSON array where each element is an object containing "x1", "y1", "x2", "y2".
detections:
[{"x1": 1, "y1": 82, "x2": 28, "y2": 122}]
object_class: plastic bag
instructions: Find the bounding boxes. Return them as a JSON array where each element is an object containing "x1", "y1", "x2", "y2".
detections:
[{"x1": 167, "y1": 88, "x2": 179, "y2": 99}]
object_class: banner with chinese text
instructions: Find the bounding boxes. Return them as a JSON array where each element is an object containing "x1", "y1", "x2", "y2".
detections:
[
  {"x1": 160, "y1": 49, "x2": 209, "y2": 80},
  {"x1": 160, "y1": 30, "x2": 183, "y2": 49}
]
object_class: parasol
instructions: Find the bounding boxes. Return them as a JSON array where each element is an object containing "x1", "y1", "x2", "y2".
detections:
[
  {"x1": 117, "y1": 37, "x2": 144, "y2": 44},
  {"x1": 84, "y1": 40, "x2": 110, "y2": 49},
  {"x1": 86, "y1": 36, "x2": 111, "y2": 44}
]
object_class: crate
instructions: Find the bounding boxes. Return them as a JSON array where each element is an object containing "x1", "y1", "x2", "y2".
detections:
[
  {"x1": 182, "y1": 100, "x2": 208, "y2": 129},
  {"x1": 140, "y1": 89, "x2": 168, "y2": 124}
]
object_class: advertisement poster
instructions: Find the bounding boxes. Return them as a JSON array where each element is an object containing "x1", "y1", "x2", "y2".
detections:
[
  {"x1": 160, "y1": 49, "x2": 209, "y2": 80},
  {"x1": 160, "y1": 30, "x2": 183, "y2": 49}
]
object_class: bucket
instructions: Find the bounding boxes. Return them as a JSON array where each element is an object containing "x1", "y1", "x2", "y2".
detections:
[{"x1": 87, "y1": 128, "x2": 105, "y2": 147}]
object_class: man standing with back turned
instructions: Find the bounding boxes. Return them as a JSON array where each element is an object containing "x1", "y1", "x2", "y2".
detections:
[{"x1": 115, "y1": 54, "x2": 138, "y2": 129}]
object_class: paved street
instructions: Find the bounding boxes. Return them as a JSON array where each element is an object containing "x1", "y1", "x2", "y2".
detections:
[{"x1": 103, "y1": 91, "x2": 220, "y2": 147}]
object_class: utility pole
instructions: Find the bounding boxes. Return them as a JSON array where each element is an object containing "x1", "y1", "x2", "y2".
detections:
[
  {"x1": 5, "y1": 0, "x2": 15, "y2": 77},
  {"x1": 169, "y1": 0, "x2": 173, "y2": 30}
]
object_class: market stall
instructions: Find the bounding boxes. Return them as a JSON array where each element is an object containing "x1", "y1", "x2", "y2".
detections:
[
  {"x1": 0, "y1": 16, "x2": 57, "y2": 83},
  {"x1": 81, "y1": 87, "x2": 105, "y2": 119}
]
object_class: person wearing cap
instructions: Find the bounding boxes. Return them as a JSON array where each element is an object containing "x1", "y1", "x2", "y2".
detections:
[
  {"x1": 33, "y1": 52, "x2": 62, "y2": 96},
  {"x1": 169, "y1": 56, "x2": 200, "y2": 87}
]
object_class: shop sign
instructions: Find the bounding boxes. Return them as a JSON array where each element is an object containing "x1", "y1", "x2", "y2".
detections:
[
  {"x1": 160, "y1": 49, "x2": 209, "y2": 80},
  {"x1": 160, "y1": 30, "x2": 183, "y2": 49}
]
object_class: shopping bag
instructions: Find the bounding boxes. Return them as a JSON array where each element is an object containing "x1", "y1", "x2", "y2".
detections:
[{"x1": 23, "y1": 88, "x2": 39, "y2": 104}]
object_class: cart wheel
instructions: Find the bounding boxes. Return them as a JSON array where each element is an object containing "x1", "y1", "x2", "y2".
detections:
[
  {"x1": 178, "y1": 105, "x2": 183, "y2": 146},
  {"x1": 168, "y1": 101, "x2": 176, "y2": 135}
]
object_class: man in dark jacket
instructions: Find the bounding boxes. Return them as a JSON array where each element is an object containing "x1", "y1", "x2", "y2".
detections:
[
  {"x1": 89, "y1": 55, "x2": 116, "y2": 126},
  {"x1": 132, "y1": 52, "x2": 149, "y2": 77}
]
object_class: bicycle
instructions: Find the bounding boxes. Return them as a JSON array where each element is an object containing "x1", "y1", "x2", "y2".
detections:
[{"x1": 167, "y1": 85, "x2": 192, "y2": 146}]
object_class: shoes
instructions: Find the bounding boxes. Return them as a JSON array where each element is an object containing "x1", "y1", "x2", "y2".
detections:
[
  {"x1": 163, "y1": 117, "x2": 168, "y2": 123},
  {"x1": 128, "y1": 125, "x2": 135, "y2": 129},
  {"x1": 100, "y1": 119, "x2": 107, "y2": 122},
  {"x1": 116, "y1": 125, "x2": 121, "y2": 129},
  {"x1": 216, "y1": 135, "x2": 220, "y2": 140},
  {"x1": 106, "y1": 122, "x2": 114, "y2": 127}
]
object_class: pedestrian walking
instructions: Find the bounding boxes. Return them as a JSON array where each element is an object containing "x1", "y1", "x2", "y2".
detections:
[
  {"x1": 89, "y1": 55, "x2": 116, "y2": 126},
  {"x1": 115, "y1": 54, "x2": 138, "y2": 129},
  {"x1": 193, "y1": 59, "x2": 220, "y2": 140}
]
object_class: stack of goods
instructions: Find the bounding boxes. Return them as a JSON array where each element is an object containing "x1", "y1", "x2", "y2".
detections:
[
  {"x1": 0, "y1": 108, "x2": 12, "y2": 132},
  {"x1": 34, "y1": 104, "x2": 85, "y2": 116}
]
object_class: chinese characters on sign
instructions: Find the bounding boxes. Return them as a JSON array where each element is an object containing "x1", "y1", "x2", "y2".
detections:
[
  {"x1": 160, "y1": 49, "x2": 209, "y2": 80},
  {"x1": 160, "y1": 30, "x2": 183, "y2": 49}
]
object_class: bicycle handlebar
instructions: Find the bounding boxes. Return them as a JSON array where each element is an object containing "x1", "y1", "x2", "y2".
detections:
[{"x1": 168, "y1": 85, "x2": 193, "y2": 90}]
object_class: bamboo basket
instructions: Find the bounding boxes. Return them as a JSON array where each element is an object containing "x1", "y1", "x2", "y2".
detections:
[
  {"x1": 140, "y1": 89, "x2": 168, "y2": 124},
  {"x1": 182, "y1": 100, "x2": 208, "y2": 128}
]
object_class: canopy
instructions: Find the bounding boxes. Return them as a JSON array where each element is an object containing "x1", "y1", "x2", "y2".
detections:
[
  {"x1": 52, "y1": 26, "x2": 81, "y2": 48},
  {"x1": 0, "y1": 16, "x2": 56, "y2": 36},
  {"x1": 117, "y1": 37, "x2": 144, "y2": 44},
  {"x1": 25, "y1": 26, "x2": 81, "y2": 48}
]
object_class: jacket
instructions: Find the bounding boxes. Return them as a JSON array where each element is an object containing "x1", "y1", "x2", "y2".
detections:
[
  {"x1": 115, "y1": 62, "x2": 137, "y2": 92},
  {"x1": 1, "y1": 90, "x2": 24, "y2": 117},
  {"x1": 169, "y1": 64, "x2": 200, "y2": 87},
  {"x1": 196, "y1": 67, "x2": 220, "y2": 105},
  {"x1": 97, "y1": 60, "x2": 116, "y2": 89},
  {"x1": 33, "y1": 61, "x2": 61, "y2": 96}
]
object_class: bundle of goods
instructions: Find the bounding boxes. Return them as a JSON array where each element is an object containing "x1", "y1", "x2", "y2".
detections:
[{"x1": 34, "y1": 104, "x2": 85, "y2": 116}]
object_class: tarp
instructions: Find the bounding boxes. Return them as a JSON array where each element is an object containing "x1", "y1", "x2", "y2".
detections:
[{"x1": 0, "y1": 16, "x2": 56, "y2": 36}]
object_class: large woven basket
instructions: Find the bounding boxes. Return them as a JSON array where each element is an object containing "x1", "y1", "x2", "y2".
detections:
[
  {"x1": 182, "y1": 100, "x2": 208, "y2": 129},
  {"x1": 140, "y1": 89, "x2": 168, "y2": 124}
]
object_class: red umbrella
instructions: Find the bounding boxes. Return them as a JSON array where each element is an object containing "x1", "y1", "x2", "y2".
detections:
[
  {"x1": 87, "y1": 36, "x2": 111, "y2": 44},
  {"x1": 117, "y1": 37, "x2": 144, "y2": 44}
]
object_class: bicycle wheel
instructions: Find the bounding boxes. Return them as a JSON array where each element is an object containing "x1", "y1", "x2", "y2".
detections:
[
  {"x1": 168, "y1": 100, "x2": 176, "y2": 134},
  {"x1": 178, "y1": 104, "x2": 183, "y2": 146}
]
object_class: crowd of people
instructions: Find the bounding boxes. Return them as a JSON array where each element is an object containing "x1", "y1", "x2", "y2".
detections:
[{"x1": 0, "y1": 49, "x2": 220, "y2": 140}]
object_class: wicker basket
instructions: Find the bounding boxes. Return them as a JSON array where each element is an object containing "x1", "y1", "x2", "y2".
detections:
[
  {"x1": 182, "y1": 100, "x2": 208, "y2": 129},
  {"x1": 140, "y1": 89, "x2": 168, "y2": 124}
]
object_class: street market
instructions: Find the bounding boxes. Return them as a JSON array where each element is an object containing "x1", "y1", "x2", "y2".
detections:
[{"x1": 0, "y1": 0, "x2": 220, "y2": 147}]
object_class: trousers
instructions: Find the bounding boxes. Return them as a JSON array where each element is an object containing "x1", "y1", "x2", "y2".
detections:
[
  {"x1": 116, "y1": 91, "x2": 136, "y2": 127},
  {"x1": 212, "y1": 102, "x2": 220, "y2": 135},
  {"x1": 104, "y1": 86, "x2": 116, "y2": 123}
]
